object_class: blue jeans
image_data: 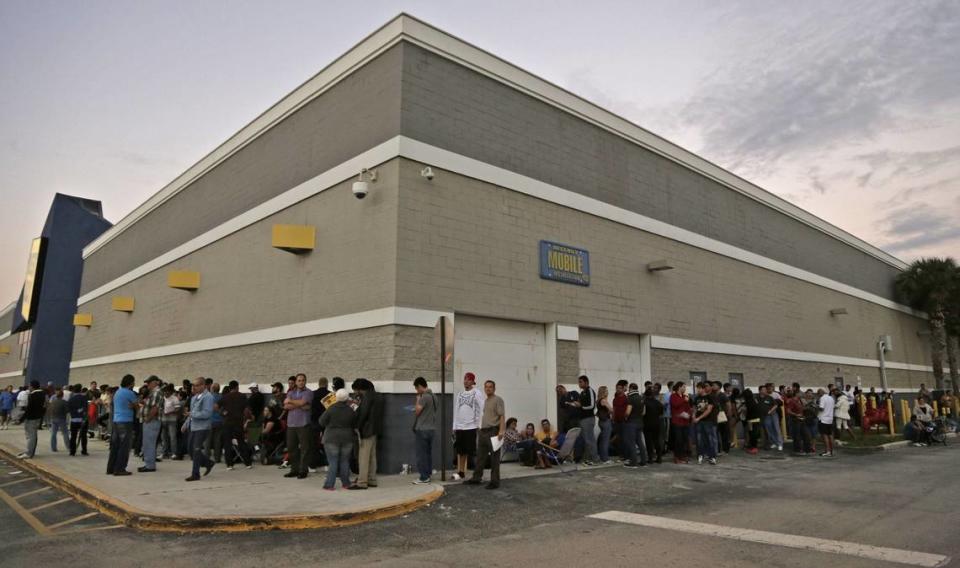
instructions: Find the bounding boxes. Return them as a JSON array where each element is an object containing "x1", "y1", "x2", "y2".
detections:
[
  {"x1": 415, "y1": 429, "x2": 435, "y2": 481},
  {"x1": 696, "y1": 421, "x2": 718, "y2": 459},
  {"x1": 597, "y1": 419, "x2": 612, "y2": 462},
  {"x1": 141, "y1": 420, "x2": 161, "y2": 469},
  {"x1": 763, "y1": 414, "x2": 782, "y2": 447},
  {"x1": 324, "y1": 441, "x2": 353, "y2": 489},
  {"x1": 189, "y1": 430, "x2": 214, "y2": 478},
  {"x1": 621, "y1": 422, "x2": 644, "y2": 465},
  {"x1": 50, "y1": 419, "x2": 68, "y2": 452},
  {"x1": 579, "y1": 417, "x2": 599, "y2": 462}
]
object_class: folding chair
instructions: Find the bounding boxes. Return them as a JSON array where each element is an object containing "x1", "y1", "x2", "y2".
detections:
[{"x1": 539, "y1": 427, "x2": 581, "y2": 473}]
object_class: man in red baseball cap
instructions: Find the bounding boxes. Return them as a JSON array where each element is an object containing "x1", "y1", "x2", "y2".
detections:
[{"x1": 452, "y1": 372, "x2": 485, "y2": 480}]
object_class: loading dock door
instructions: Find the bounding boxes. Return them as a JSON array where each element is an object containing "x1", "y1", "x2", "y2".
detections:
[
  {"x1": 454, "y1": 316, "x2": 547, "y2": 426},
  {"x1": 578, "y1": 330, "x2": 643, "y2": 386}
]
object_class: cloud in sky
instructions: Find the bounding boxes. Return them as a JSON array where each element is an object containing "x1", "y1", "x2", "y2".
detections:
[{"x1": 626, "y1": 1, "x2": 960, "y2": 261}]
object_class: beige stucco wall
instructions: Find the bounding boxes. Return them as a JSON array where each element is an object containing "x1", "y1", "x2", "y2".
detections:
[
  {"x1": 72, "y1": 160, "x2": 402, "y2": 361},
  {"x1": 651, "y1": 348, "x2": 931, "y2": 391},
  {"x1": 394, "y1": 158, "x2": 931, "y2": 368}
]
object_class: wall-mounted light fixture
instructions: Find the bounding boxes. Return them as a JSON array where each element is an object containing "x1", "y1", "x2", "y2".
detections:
[
  {"x1": 646, "y1": 260, "x2": 674, "y2": 272},
  {"x1": 829, "y1": 308, "x2": 848, "y2": 316},
  {"x1": 352, "y1": 168, "x2": 377, "y2": 199}
]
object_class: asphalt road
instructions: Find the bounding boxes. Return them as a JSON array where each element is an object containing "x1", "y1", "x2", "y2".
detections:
[{"x1": 1, "y1": 445, "x2": 957, "y2": 567}]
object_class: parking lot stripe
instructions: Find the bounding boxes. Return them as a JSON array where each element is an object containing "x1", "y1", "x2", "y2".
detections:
[
  {"x1": 0, "y1": 477, "x2": 35, "y2": 488},
  {"x1": 589, "y1": 511, "x2": 949, "y2": 567},
  {"x1": 58, "y1": 524, "x2": 124, "y2": 535},
  {"x1": 0, "y1": 488, "x2": 51, "y2": 535},
  {"x1": 27, "y1": 497, "x2": 72, "y2": 513},
  {"x1": 14, "y1": 486, "x2": 51, "y2": 499},
  {"x1": 46, "y1": 511, "x2": 99, "y2": 530}
]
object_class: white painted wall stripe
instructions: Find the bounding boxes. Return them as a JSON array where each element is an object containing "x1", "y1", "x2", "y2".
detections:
[
  {"x1": 69, "y1": 306, "x2": 450, "y2": 369},
  {"x1": 0, "y1": 371, "x2": 23, "y2": 380},
  {"x1": 651, "y1": 335, "x2": 934, "y2": 373},
  {"x1": 83, "y1": 15, "x2": 905, "y2": 273},
  {"x1": 0, "y1": 332, "x2": 10, "y2": 342},
  {"x1": 76, "y1": 137, "x2": 402, "y2": 306},
  {"x1": 77, "y1": 136, "x2": 923, "y2": 321},
  {"x1": 589, "y1": 511, "x2": 949, "y2": 567}
]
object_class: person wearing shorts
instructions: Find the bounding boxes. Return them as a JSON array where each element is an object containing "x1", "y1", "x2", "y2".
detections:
[
  {"x1": 817, "y1": 387, "x2": 836, "y2": 457},
  {"x1": 452, "y1": 372, "x2": 485, "y2": 480}
]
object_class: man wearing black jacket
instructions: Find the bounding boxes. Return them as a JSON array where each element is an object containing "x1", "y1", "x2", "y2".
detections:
[
  {"x1": 19, "y1": 381, "x2": 47, "y2": 459},
  {"x1": 67, "y1": 384, "x2": 89, "y2": 456},
  {"x1": 351, "y1": 378, "x2": 382, "y2": 489}
]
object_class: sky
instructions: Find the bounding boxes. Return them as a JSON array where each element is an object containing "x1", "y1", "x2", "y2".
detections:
[{"x1": 1, "y1": 1, "x2": 958, "y2": 304}]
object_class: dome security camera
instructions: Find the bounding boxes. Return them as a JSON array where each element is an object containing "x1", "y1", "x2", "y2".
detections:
[
  {"x1": 352, "y1": 180, "x2": 369, "y2": 199},
  {"x1": 420, "y1": 166, "x2": 435, "y2": 180}
]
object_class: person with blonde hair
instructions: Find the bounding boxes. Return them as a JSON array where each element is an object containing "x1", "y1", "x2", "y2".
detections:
[
  {"x1": 596, "y1": 385, "x2": 613, "y2": 464},
  {"x1": 319, "y1": 389, "x2": 357, "y2": 490}
]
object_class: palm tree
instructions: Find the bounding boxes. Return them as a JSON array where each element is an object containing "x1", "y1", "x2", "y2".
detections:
[
  {"x1": 946, "y1": 280, "x2": 960, "y2": 391},
  {"x1": 895, "y1": 257, "x2": 959, "y2": 390}
]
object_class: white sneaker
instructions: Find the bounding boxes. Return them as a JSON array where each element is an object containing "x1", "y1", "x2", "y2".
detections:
[
  {"x1": 708, "y1": 458, "x2": 717, "y2": 465},
  {"x1": 413, "y1": 478, "x2": 431, "y2": 484},
  {"x1": 16, "y1": 452, "x2": 27, "y2": 458},
  {"x1": 601, "y1": 460, "x2": 613, "y2": 465},
  {"x1": 777, "y1": 445, "x2": 783, "y2": 451},
  {"x1": 308, "y1": 467, "x2": 317, "y2": 473},
  {"x1": 451, "y1": 473, "x2": 461, "y2": 481},
  {"x1": 245, "y1": 465, "x2": 253, "y2": 469},
  {"x1": 697, "y1": 455, "x2": 704, "y2": 464},
  {"x1": 278, "y1": 460, "x2": 289, "y2": 469},
  {"x1": 225, "y1": 466, "x2": 234, "y2": 471}
]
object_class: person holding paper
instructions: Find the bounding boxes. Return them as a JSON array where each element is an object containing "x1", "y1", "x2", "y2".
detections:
[{"x1": 464, "y1": 380, "x2": 505, "y2": 490}]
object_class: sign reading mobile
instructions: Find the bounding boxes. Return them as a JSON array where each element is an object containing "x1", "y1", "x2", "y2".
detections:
[{"x1": 539, "y1": 240, "x2": 590, "y2": 286}]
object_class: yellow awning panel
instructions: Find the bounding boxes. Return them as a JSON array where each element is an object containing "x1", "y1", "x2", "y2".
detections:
[
  {"x1": 73, "y1": 313, "x2": 93, "y2": 327},
  {"x1": 112, "y1": 296, "x2": 135, "y2": 312},
  {"x1": 272, "y1": 224, "x2": 315, "y2": 253},
  {"x1": 168, "y1": 271, "x2": 201, "y2": 290}
]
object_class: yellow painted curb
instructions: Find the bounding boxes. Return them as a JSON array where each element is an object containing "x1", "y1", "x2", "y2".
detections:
[{"x1": 0, "y1": 443, "x2": 443, "y2": 533}]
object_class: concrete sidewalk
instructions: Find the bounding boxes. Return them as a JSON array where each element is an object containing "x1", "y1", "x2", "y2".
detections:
[{"x1": 0, "y1": 425, "x2": 441, "y2": 532}]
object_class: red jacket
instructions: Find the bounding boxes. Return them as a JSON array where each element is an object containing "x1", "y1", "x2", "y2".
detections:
[
  {"x1": 612, "y1": 392, "x2": 628, "y2": 423},
  {"x1": 671, "y1": 394, "x2": 692, "y2": 426}
]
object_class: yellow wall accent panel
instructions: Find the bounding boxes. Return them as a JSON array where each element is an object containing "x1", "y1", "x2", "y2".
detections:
[
  {"x1": 168, "y1": 270, "x2": 201, "y2": 290},
  {"x1": 272, "y1": 224, "x2": 315, "y2": 253},
  {"x1": 73, "y1": 313, "x2": 93, "y2": 327},
  {"x1": 112, "y1": 296, "x2": 135, "y2": 312}
]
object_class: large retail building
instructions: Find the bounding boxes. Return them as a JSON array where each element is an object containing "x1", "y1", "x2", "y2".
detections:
[{"x1": 0, "y1": 15, "x2": 947, "y2": 467}]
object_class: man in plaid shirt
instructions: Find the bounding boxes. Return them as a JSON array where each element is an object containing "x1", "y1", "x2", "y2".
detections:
[{"x1": 139, "y1": 376, "x2": 164, "y2": 472}]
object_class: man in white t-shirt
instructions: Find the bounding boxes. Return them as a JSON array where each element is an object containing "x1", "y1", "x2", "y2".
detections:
[
  {"x1": 452, "y1": 372, "x2": 485, "y2": 480},
  {"x1": 817, "y1": 387, "x2": 836, "y2": 457}
]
